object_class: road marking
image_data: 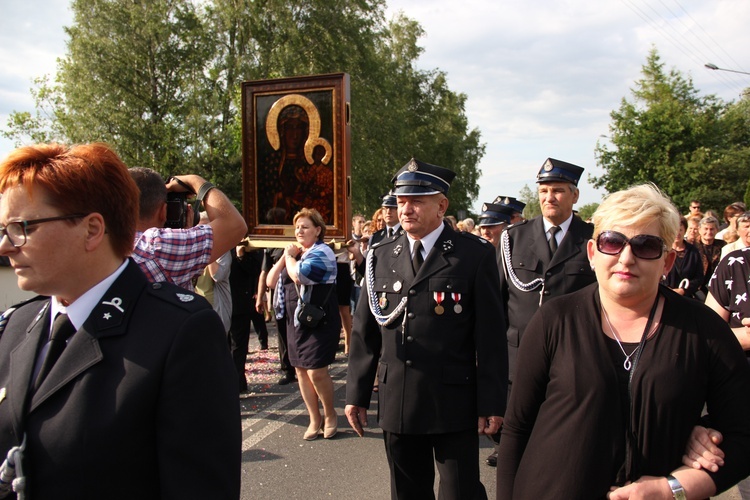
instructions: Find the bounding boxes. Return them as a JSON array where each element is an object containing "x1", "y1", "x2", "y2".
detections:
[{"x1": 241, "y1": 364, "x2": 348, "y2": 449}]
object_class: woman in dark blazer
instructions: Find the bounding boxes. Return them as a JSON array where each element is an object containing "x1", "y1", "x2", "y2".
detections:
[{"x1": 497, "y1": 184, "x2": 750, "y2": 499}]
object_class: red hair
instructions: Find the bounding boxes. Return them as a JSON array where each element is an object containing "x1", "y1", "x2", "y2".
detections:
[{"x1": 0, "y1": 143, "x2": 139, "y2": 258}]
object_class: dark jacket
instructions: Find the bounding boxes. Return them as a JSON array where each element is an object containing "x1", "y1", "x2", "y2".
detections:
[
  {"x1": 346, "y1": 224, "x2": 508, "y2": 434},
  {"x1": 0, "y1": 260, "x2": 240, "y2": 499},
  {"x1": 499, "y1": 215, "x2": 595, "y2": 382}
]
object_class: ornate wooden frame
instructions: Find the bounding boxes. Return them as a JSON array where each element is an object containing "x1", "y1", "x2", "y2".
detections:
[{"x1": 241, "y1": 73, "x2": 351, "y2": 244}]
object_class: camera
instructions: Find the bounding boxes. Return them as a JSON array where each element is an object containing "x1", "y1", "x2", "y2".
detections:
[{"x1": 165, "y1": 192, "x2": 189, "y2": 228}]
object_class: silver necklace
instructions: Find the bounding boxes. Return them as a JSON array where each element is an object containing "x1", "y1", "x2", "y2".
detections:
[{"x1": 601, "y1": 306, "x2": 641, "y2": 371}]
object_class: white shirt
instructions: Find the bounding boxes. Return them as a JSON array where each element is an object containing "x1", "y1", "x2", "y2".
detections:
[
  {"x1": 406, "y1": 223, "x2": 445, "y2": 261},
  {"x1": 543, "y1": 213, "x2": 574, "y2": 248}
]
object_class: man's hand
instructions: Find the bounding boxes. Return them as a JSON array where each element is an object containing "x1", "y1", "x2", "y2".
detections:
[
  {"x1": 345, "y1": 404, "x2": 368, "y2": 437},
  {"x1": 682, "y1": 425, "x2": 724, "y2": 472},
  {"x1": 479, "y1": 416, "x2": 503, "y2": 436},
  {"x1": 255, "y1": 292, "x2": 267, "y2": 314}
]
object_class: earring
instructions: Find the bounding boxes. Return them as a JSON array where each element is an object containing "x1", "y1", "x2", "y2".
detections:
[
  {"x1": 661, "y1": 274, "x2": 667, "y2": 281},
  {"x1": 590, "y1": 264, "x2": 595, "y2": 271}
]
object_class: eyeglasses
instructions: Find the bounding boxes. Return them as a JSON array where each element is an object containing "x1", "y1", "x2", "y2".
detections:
[
  {"x1": 596, "y1": 230, "x2": 667, "y2": 260},
  {"x1": 0, "y1": 214, "x2": 88, "y2": 248}
]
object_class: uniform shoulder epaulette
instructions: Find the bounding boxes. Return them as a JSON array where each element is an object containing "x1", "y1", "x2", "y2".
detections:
[
  {"x1": 457, "y1": 231, "x2": 494, "y2": 248},
  {"x1": 506, "y1": 219, "x2": 529, "y2": 232},
  {"x1": 2, "y1": 295, "x2": 47, "y2": 318},
  {"x1": 4, "y1": 295, "x2": 47, "y2": 312},
  {"x1": 145, "y1": 282, "x2": 211, "y2": 312}
]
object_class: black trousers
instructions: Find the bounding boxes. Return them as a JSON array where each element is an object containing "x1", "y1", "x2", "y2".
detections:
[
  {"x1": 228, "y1": 309, "x2": 269, "y2": 389},
  {"x1": 382, "y1": 428, "x2": 487, "y2": 500}
]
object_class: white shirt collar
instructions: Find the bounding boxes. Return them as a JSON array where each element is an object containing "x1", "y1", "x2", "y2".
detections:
[
  {"x1": 51, "y1": 259, "x2": 129, "y2": 331},
  {"x1": 406, "y1": 223, "x2": 445, "y2": 258},
  {"x1": 543, "y1": 213, "x2": 574, "y2": 240}
]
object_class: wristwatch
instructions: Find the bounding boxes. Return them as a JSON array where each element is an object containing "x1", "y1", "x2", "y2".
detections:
[
  {"x1": 667, "y1": 475, "x2": 687, "y2": 500},
  {"x1": 197, "y1": 181, "x2": 216, "y2": 202}
]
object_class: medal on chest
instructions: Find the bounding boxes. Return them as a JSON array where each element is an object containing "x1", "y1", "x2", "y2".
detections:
[
  {"x1": 434, "y1": 292, "x2": 445, "y2": 315},
  {"x1": 452, "y1": 293, "x2": 463, "y2": 314}
]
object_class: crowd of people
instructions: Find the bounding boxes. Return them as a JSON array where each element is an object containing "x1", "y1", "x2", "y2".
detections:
[{"x1": 2, "y1": 142, "x2": 750, "y2": 499}]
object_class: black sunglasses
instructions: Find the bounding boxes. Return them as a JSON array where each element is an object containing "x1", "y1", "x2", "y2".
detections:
[{"x1": 596, "y1": 230, "x2": 667, "y2": 260}]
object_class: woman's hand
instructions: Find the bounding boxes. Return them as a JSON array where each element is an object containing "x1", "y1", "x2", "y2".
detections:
[
  {"x1": 682, "y1": 425, "x2": 724, "y2": 472},
  {"x1": 285, "y1": 243, "x2": 301, "y2": 259},
  {"x1": 607, "y1": 477, "x2": 671, "y2": 499}
]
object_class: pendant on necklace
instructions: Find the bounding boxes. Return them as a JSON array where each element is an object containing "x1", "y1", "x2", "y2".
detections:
[{"x1": 623, "y1": 357, "x2": 632, "y2": 371}]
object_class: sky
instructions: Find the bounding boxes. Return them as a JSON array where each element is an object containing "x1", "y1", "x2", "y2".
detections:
[{"x1": 1, "y1": 0, "x2": 749, "y2": 213}]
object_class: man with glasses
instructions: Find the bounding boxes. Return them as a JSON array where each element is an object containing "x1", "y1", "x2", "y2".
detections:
[
  {"x1": 489, "y1": 158, "x2": 596, "y2": 467},
  {"x1": 687, "y1": 200, "x2": 703, "y2": 218},
  {"x1": 0, "y1": 143, "x2": 240, "y2": 498}
]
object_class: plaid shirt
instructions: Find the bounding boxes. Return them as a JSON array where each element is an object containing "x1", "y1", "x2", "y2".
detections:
[{"x1": 132, "y1": 225, "x2": 214, "y2": 291}]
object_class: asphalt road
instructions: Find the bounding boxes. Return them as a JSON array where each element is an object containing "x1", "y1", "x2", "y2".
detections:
[{"x1": 240, "y1": 325, "x2": 740, "y2": 500}]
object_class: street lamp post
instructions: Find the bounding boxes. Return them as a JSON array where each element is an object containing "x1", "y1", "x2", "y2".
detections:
[{"x1": 705, "y1": 63, "x2": 750, "y2": 76}]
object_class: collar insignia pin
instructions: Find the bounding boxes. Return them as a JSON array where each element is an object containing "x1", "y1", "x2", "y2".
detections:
[
  {"x1": 102, "y1": 297, "x2": 125, "y2": 313},
  {"x1": 176, "y1": 293, "x2": 195, "y2": 303}
]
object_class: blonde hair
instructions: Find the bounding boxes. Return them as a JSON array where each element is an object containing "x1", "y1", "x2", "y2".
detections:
[{"x1": 592, "y1": 184, "x2": 679, "y2": 244}]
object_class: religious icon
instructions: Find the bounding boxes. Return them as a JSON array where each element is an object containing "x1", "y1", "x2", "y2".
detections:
[{"x1": 241, "y1": 74, "x2": 351, "y2": 242}]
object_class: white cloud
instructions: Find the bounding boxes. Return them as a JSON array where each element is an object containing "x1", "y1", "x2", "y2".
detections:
[
  {"x1": 387, "y1": 0, "x2": 750, "y2": 210},
  {"x1": 0, "y1": 0, "x2": 747, "y2": 213}
]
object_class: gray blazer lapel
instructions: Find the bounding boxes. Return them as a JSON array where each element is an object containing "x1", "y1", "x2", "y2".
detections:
[
  {"x1": 8, "y1": 303, "x2": 48, "y2": 434},
  {"x1": 28, "y1": 326, "x2": 103, "y2": 410},
  {"x1": 388, "y1": 237, "x2": 414, "y2": 284},
  {"x1": 28, "y1": 261, "x2": 144, "y2": 411}
]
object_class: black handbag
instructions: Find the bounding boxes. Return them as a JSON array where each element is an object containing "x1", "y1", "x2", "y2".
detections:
[{"x1": 295, "y1": 283, "x2": 334, "y2": 328}]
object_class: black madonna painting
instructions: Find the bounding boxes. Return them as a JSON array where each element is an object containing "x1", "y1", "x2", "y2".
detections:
[{"x1": 242, "y1": 74, "x2": 351, "y2": 241}]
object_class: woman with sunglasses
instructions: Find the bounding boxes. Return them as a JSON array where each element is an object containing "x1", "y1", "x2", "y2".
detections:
[{"x1": 496, "y1": 184, "x2": 750, "y2": 499}]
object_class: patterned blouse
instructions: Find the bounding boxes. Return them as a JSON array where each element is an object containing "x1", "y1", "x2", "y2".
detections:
[{"x1": 708, "y1": 247, "x2": 750, "y2": 328}]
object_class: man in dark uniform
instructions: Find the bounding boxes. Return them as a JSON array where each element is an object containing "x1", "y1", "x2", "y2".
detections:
[
  {"x1": 369, "y1": 193, "x2": 403, "y2": 247},
  {"x1": 487, "y1": 158, "x2": 595, "y2": 469},
  {"x1": 0, "y1": 143, "x2": 240, "y2": 499},
  {"x1": 477, "y1": 202, "x2": 514, "y2": 251},
  {"x1": 493, "y1": 195, "x2": 526, "y2": 225},
  {"x1": 345, "y1": 158, "x2": 507, "y2": 500}
]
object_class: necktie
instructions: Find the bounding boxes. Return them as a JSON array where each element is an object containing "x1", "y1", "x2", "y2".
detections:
[
  {"x1": 412, "y1": 240, "x2": 424, "y2": 275},
  {"x1": 548, "y1": 226, "x2": 560, "y2": 255},
  {"x1": 34, "y1": 313, "x2": 76, "y2": 391},
  {"x1": 388, "y1": 227, "x2": 393, "y2": 238}
]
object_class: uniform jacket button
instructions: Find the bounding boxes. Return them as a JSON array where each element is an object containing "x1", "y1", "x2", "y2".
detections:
[
  {"x1": 406, "y1": 336, "x2": 414, "y2": 342},
  {"x1": 409, "y1": 289, "x2": 417, "y2": 296},
  {"x1": 405, "y1": 360, "x2": 413, "y2": 367},
  {"x1": 407, "y1": 312, "x2": 415, "y2": 319}
]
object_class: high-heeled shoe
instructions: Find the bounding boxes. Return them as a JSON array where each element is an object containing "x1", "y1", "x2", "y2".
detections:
[
  {"x1": 323, "y1": 412, "x2": 338, "y2": 439},
  {"x1": 303, "y1": 422, "x2": 322, "y2": 441}
]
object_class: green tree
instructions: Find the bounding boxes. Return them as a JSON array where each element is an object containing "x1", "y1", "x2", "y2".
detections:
[
  {"x1": 577, "y1": 203, "x2": 599, "y2": 221},
  {"x1": 592, "y1": 48, "x2": 749, "y2": 213},
  {"x1": 3, "y1": 0, "x2": 484, "y2": 219},
  {"x1": 518, "y1": 184, "x2": 541, "y2": 219}
]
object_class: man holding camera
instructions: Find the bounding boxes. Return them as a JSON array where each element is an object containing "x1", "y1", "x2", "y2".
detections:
[{"x1": 129, "y1": 168, "x2": 247, "y2": 291}]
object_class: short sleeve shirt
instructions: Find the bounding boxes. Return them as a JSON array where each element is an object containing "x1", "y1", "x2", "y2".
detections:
[
  {"x1": 132, "y1": 225, "x2": 214, "y2": 291},
  {"x1": 708, "y1": 247, "x2": 750, "y2": 328}
]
